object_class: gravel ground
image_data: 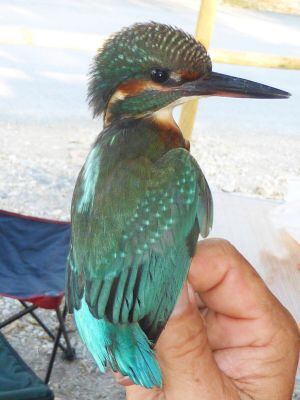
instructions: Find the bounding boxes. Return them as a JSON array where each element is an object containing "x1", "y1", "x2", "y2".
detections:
[
  {"x1": 0, "y1": 119, "x2": 299, "y2": 399},
  {"x1": 0, "y1": 119, "x2": 299, "y2": 220}
]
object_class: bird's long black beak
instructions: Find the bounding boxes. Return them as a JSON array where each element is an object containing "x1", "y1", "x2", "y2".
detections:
[{"x1": 181, "y1": 71, "x2": 290, "y2": 99}]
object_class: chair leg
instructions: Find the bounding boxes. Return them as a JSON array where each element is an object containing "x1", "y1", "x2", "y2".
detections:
[
  {"x1": 44, "y1": 304, "x2": 76, "y2": 384},
  {"x1": 0, "y1": 304, "x2": 38, "y2": 328},
  {"x1": 0, "y1": 300, "x2": 76, "y2": 384},
  {"x1": 45, "y1": 319, "x2": 63, "y2": 384},
  {"x1": 20, "y1": 301, "x2": 68, "y2": 353},
  {"x1": 56, "y1": 305, "x2": 76, "y2": 361}
]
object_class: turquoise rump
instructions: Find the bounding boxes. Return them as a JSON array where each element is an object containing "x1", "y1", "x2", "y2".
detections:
[{"x1": 66, "y1": 22, "x2": 290, "y2": 388}]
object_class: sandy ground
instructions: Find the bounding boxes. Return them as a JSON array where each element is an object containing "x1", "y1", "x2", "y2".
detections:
[{"x1": 0, "y1": 119, "x2": 299, "y2": 221}]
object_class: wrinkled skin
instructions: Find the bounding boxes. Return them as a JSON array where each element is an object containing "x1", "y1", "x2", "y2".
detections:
[{"x1": 116, "y1": 239, "x2": 299, "y2": 400}]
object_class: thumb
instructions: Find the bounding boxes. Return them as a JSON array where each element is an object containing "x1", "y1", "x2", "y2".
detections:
[{"x1": 155, "y1": 283, "x2": 227, "y2": 400}]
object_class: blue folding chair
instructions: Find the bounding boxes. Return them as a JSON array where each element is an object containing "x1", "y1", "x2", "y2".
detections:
[{"x1": 0, "y1": 210, "x2": 75, "y2": 387}]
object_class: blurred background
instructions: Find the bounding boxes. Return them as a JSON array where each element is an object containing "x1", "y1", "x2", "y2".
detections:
[{"x1": 0, "y1": 1, "x2": 299, "y2": 399}]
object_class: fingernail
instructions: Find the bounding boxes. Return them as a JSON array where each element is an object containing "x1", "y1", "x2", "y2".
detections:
[
  {"x1": 187, "y1": 282, "x2": 196, "y2": 304},
  {"x1": 171, "y1": 283, "x2": 190, "y2": 317}
]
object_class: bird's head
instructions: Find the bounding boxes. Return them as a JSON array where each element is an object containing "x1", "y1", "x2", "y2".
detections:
[{"x1": 88, "y1": 22, "x2": 290, "y2": 126}]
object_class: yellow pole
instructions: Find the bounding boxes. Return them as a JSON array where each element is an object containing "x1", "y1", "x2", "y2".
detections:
[
  {"x1": 179, "y1": 0, "x2": 217, "y2": 140},
  {"x1": 211, "y1": 49, "x2": 300, "y2": 70}
]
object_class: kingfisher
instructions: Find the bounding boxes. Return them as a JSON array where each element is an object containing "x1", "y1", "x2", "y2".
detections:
[{"x1": 66, "y1": 22, "x2": 289, "y2": 389}]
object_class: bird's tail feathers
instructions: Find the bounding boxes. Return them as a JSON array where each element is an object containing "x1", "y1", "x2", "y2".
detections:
[{"x1": 74, "y1": 297, "x2": 162, "y2": 389}]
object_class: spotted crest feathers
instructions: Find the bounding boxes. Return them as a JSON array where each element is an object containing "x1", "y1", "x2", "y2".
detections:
[{"x1": 88, "y1": 22, "x2": 211, "y2": 117}]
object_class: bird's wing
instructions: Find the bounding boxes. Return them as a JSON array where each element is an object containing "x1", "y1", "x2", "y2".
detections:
[{"x1": 67, "y1": 147, "x2": 212, "y2": 340}]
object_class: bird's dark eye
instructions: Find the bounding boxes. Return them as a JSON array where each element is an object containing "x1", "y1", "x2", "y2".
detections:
[{"x1": 150, "y1": 68, "x2": 169, "y2": 83}]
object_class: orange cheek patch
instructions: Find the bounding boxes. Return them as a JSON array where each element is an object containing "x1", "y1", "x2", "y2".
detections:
[
  {"x1": 105, "y1": 79, "x2": 167, "y2": 125},
  {"x1": 117, "y1": 79, "x2": 148, "y2": 96},
  {"x1": 117, "y1": 79, "x2": 163, "y2": 97},
  {"x1": 178, "y1": 70, "x2": 201, "y2": 81}
]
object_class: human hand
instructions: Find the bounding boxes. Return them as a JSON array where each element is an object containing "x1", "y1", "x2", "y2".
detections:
[{"x1": 121, "y1": 239, "x2": 299, "y2": 399}]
